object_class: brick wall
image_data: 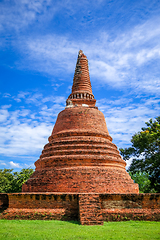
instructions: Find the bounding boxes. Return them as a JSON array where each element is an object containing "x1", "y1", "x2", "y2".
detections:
[
  {"x1": 0, "y1": 193, "x2": 160, "y2": 223},
  {"x1": 7, "y1": 193, "x2": 78, "y2": 220},
  {"x1": 100, "y1": 193, "x2": 160, "y2": 209},
  {"x1": 101, "y1": 193, "x2": 160, "y2": 222},
  {"x1": 0, "y1": 193, "x2": 8, "y2": 208},
  {"x1": 8, "y1": 193, "x2": 77, "y2": 209},
  {"x1": 0, "y1": 193, "x2": 78, "y2": 221}
]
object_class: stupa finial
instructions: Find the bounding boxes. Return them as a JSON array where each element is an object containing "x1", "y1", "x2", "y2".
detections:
[
  {"x1": 78, "y1": 49, "x2": 83, "y2": 55},
  {"x1": 66, "y1": 50, "x2": 96, "y2": 107}
]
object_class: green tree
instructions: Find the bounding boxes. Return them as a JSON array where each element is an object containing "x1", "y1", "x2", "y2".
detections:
[
  {"x1": 120, "y1": 116, "x2": 160, "y2": 192},
  {"x1": 0, "y1": 169, "x2": 14, "y2": 193},
  {"x1": 129, "y1": 171, "x2": 152, "y2": 193},
  {"x1": 12, "y1": 168, "x2": 34, "y2": 193},
  {"x1": 0, "y1": 168, "x2": 34, "y2": 193}
]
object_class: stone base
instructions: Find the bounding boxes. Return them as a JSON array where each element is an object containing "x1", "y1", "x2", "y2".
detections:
[{"x1": 0, "y1": 193, "x2": 160, "y2": 224}]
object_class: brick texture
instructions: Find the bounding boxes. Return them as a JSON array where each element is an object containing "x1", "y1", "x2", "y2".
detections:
[
  {"x1": 0, "y1": 193, "x2": 8, "y2": 208},
  {"x1": 0, "y1": 51, "x2": 159, "y2": 224},
  {"x1": 0, "y1": 193, "x2": 160, "y2": 223},
  {"x1": 5, "y1": 193, "x2": 78, "y2": 221},
  {"x1": 79, "y1": 194, "x2": 103, "y2": 225},
  {"x1": 67, "y1": 50, "x2": 96, "y2": 107},
  {"x1": 101, "y1": 193, "x2": 160, "y2": 222},
  {"x1": 100, "y1": 193, "x2": 160, "y2": 209},
  {"x1": 14, "y1": 50, "x2": 148, "y2": 225},
  {"x1": 22, "y1": 50, "x2": 138, "y2": 194},
  {"x1": 22, "y1": 106, "x2": 138, "y2": 194}
]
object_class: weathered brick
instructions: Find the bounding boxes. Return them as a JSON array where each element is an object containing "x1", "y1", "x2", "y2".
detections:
[
  {"x1": 20, "y1": 50, "x2": 140, "y2": 224},
  {"x1": 1, "y1": 51, "x2": 159, "y2": 225},
  {"x1": 0, "y1": 193, "x2": 159, "y2": 222}
]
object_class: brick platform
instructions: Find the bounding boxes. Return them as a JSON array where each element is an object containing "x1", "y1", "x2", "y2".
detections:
[{"x1": 0, "y1": 193, "x2": 160, "y2": 223}]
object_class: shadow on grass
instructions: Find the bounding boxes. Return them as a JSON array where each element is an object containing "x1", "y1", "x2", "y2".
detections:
[{"x1": 65, "y1": 220, "x2": 81, "y2": 225}]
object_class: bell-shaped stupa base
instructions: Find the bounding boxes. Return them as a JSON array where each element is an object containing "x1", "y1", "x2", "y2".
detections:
[{"x1": 22, "y1": 106, "x2": 139, "y2": 193}]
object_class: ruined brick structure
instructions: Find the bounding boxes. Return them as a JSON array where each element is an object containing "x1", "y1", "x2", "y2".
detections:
[
  {"x1": 1, "y1": 51, "x2": 159, "y2": 225},
  {"x1": 1, "y1": 193, "x2": 160, "y2": 223},
  {"x1": 22, "y1": 50, "x2": 139, "y2": 194}
]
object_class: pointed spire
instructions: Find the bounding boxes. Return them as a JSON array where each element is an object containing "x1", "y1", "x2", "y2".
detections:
[
  {"x1": 72, "y1": 50, "x2": 93, "y2": 94},
  {"x1": 67, "y1": 50, "x2": 96, "y2": 107}
]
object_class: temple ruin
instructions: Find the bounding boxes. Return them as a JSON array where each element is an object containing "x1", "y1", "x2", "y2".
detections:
[
  {"x1": 22, "y1": 50, "x2": 139, "y2": 194},
  {"x1": 0, "y1": 51, "x2": 159, "y2": 225}
]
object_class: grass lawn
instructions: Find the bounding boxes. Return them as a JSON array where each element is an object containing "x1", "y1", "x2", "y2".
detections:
[{"x1": 0, "y1": 220, "x2": 160, "y2": 240}]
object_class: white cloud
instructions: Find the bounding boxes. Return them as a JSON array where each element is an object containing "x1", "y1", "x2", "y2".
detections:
[
  {"x1": 3, "y1": 93, "x2": 11, "y2": 98},
  {"x1": 22, "y1": 35, "x2": 78, "y2": 75},
  {"x1": 0, "y1": 116, "x2": 52, "y2": 157},
  {"x1": 0, "y1": 160, "x2": 7, "y2": 166},
  {"x1": 9, "y1": 161, "x2": 21, "y2": 168},
  {"x1": 0, "y1": 91, "x2": 65, "y2": 157},
  {"x1": 51, "y1": 83, "x2": 64, "y2": 91},
  {"x1": 15, "y1": 16, "x2": 160, "y2": 96},
  {"x1": 24, "y1": 163, "x2": 35, "y2": 169},
  {"x1": 0, "y1": 0, "x2": 52, "y2": 33},
  {"x1": 97, "y1": 97, "x2": 160, "y2": 148},
  {"x1": 12, "y1": 91, "x2": 66, "y2": 108},
  {"x1": 0, "y1": 109, "x2": 9, "y2": 122},
  {"x1": 0, "y1": 92, "x2": 159, "y2": 170},
  {"x1": 89, "y1": 60, "x2": 121, "y2": 84},
  {"x1": 0, "y1": 160, "x2": 32, "y2": 169}
]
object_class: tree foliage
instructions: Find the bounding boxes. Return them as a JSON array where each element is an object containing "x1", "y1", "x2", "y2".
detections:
[
  {"x1": 129, "y1": 171, "x2": 152, "y2": 193},
  {"x1": 120, "y1": 116, "x2": 160, "y2": 192},
  {"x1": 0, "y1": 168, "x2": 34, "y2": 193}
]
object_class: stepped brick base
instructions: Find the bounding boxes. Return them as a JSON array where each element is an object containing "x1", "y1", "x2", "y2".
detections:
[
  {"x1": 0, "y1": 193, "x2": 160, "y2": 224},
  {"x1": 23, "y1": 166, "x2": 139, "y2": 194}
]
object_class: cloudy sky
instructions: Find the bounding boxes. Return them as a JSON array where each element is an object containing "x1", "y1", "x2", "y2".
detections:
[{"x1": 0, "y1": 0, "x2": 160, "y2": 170}]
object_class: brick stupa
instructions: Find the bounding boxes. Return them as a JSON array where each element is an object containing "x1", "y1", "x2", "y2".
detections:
[{"x1": 22, "y1": 50, "x2": 139, "y2": 194}]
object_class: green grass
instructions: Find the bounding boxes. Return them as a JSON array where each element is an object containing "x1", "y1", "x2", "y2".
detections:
[{"x1": 0, "y1": 220, "x2": 160, "y2": 240}]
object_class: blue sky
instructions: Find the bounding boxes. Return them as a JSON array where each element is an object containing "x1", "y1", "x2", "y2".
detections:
[{"x1": 0, "y1": 0, "x2": 160, "y2": 170}]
